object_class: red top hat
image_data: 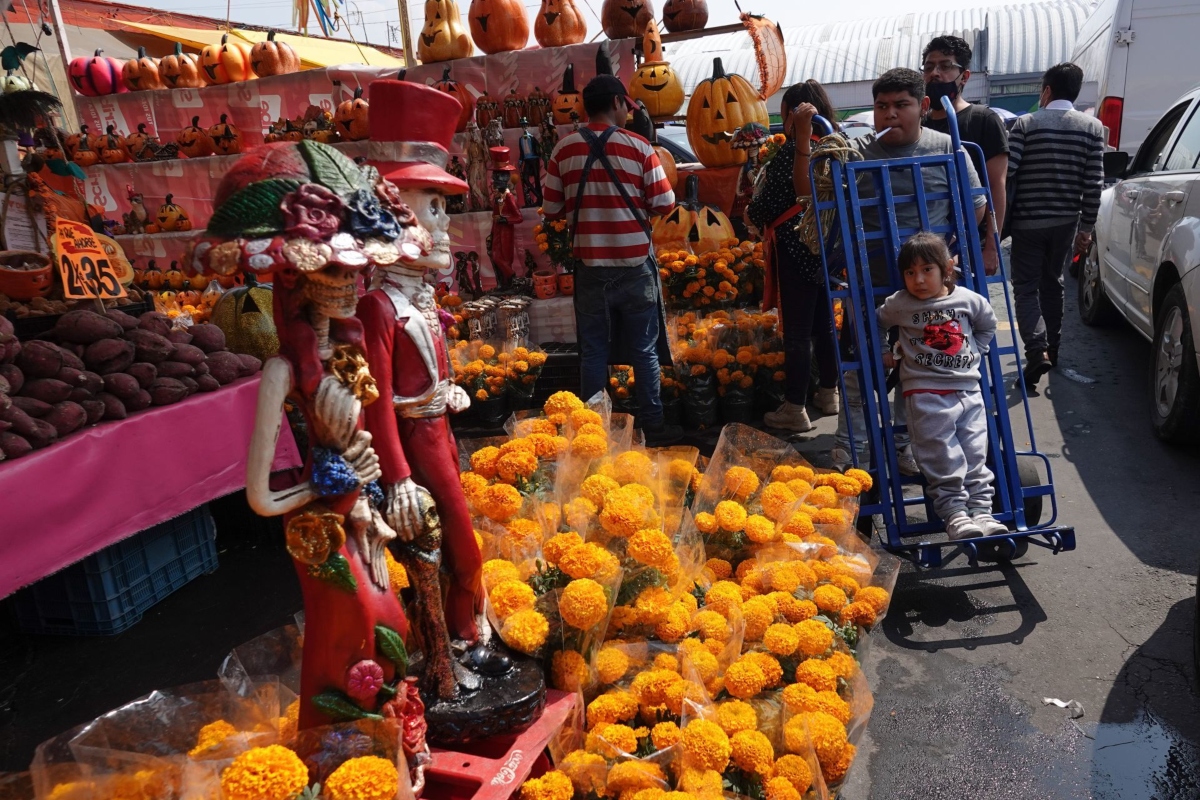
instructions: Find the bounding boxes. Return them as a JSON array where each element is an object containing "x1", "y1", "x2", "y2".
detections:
[
  {"x1": 366, "y1": 79, "x2": 469, "y2": 195},
  {"x1": 489, "y1": 146, "x2": 517, "y2": 172}
]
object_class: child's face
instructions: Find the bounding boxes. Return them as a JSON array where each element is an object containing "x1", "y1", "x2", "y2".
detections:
[
  {"x1": 873, "y1": 90, "x2": 931, "y2": 145},
  {"x1": 903, "y1": 257, "x2": 950, "y2": 300}
]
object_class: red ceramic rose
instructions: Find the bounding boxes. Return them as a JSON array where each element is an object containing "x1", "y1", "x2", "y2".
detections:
[
  {"x1": 282, "y1": 183, "x2": 344, "y2": 240},
  {"x1": 375, "y1": 179, "x2": 418, "y2": 227}
]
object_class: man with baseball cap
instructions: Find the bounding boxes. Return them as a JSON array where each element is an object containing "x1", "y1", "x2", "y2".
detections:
[{"x1": 543, "y1": 74, "x2": 680, "y2": 444}]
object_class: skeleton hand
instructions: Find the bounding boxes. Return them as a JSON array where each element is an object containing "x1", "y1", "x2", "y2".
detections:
[
  {"x1": 311, "y1": 375, "x2": 362, "y2": 451},
  {"x1": 448, "y1": 384, "x2": 471, "y2": 414},
  {"x1": 348, "y1": 495, "x2": 396, "y2": 590},
  {"x1": 385, "y1": 478, "x2": 423, "y2": 542},
  {"x1": 343, "y1": 429, "x2": 382, "y2": 486}
]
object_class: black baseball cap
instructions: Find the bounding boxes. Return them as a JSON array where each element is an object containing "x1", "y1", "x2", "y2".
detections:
[{"x1": 583, "y1": 74, "x2": 636, "y2": 111}]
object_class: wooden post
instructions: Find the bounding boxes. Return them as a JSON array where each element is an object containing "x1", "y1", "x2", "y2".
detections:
[
  {"x1": 46, "y1": 0, "x2": 73, "y2": 65},
  {"x1": 395, "y1": 0, "x2": 415, "y2": 67}
]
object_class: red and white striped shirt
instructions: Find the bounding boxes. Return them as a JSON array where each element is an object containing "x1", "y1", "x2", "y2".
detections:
[{"x1": 543, "y1": 124, "x2": 675, "y2": 267}]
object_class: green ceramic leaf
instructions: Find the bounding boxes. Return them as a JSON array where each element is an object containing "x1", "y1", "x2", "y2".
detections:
[
  {"x1": 307, "y1": 553, "x2": 357, "y2": 594},
  {"x1": 311, "y1": 689, "x2": 382, "y2": 722},
  {"x1": 46, "y1": 158, "x2": 85, "y2": 180},
  {"x1": 374, "y1": 623, "x2": 409, "y2": 672},
  {"x1": 299, "y1": 139, "x2": 366, "y2": 199},
  {"x1": 206, "y1": 178, "x2": 302, "y2": 238}
]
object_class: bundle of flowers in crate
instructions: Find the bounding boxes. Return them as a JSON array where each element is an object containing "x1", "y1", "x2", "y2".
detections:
[
  {"x1": 657, "y1": 239, "x2": 765, "y2": 311},
  {"x1": 506, "y1": 343, "x2": 548, "y2": 409}
]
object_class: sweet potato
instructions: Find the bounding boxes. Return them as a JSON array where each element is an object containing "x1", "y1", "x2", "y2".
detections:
[
  {"x1": 0, "y1": 374, "x2": 8, "y2": 396},
  {"x1": 138, "y1": 311, "x2": 172, "y2": 337},
  {"x1": 156, "y1": 361, "x2": 195, "y2": 379},
  {"x1": 98, "y1": 392, "x2": 127, "y2": 420},
  {"x1": 0, "y1": 417, "x2": 9, "y2": 430},
  {"x1": 206, "y1": 351, "x2": 241, "y2": 385},
  {"x1": 167, "y1": 328, "x2": 193, "y2": 345},
  {"x1": 0, "y1": 431, "x2": 31, "y2": 459},
  {"x1": 170, "y1": 343, "x2": 206, "y2": 366},
  {"x1": 55, "y1": 345, "x2": 84, "y2": 371},
  {"x1": 24, "y1": 418, "x2": 56, "y2": 449},
  {"x1": 44, "y1": 401, "x2": 86, "y2": 437},
  {"x1": 149, "y1": 377, "x2": 188, "y2": 406},
  {"x1": 55, "y1": 310, "x2": 123, "y2": 344},
  {"x1": 84, "y1": 338, "x2": 135, "y2": 374},
  {"x1": 124, "y1": 389, "x2": 152, "y2": 412},
  {"x1": 194, "y1": 361, "x2": 209, "y2": 376},
  {"x1": 0, "y1": 392, "x2": 9, "y2": 413},
  {"x1": 56, "y1": 366, "x2": 89, "y2": 389},
  {"x1": 125, "y1": 329, "x2": 174, "y2": 364},
  {"x1": 20, "y1": 378, "x2": 72, "y2": 404},
  {"x1": 179, "y1": 376, "x2": 199, "y2": 395},
  {"x1": 236, "y1": 354, "x2": 262, "y2": 377},
  {"x1": 16, "y1": 340, "x2": 63, "y2": 378},
  {"x1": 196, "y1": 374, "x2": 220, "y2": 392},
  {"x1": 126, "y1": 362, "x2": 157, "y2": 389},
  {"x1": 0, "y1": 363, "x2": 22, "y2": 394},
  {"x1": 189, "y1": 324, "x2": 226, "y2": 354},
  {"x1": 106, "y1": 309, "x2": 140, "y2": 331},
  {"x1": 0, "y1": 331, "x2": 18, "y2": 365},
  {"x1": 80, "y1": 399, "x2": 105, "y2": 424},
  {"x1": 102, "y1": 373, "x2": 141, "y2": 402},
  {"x1": 0, "y1": 404, "x2": 38, "y2": 437},
  {"x1": 79, "y1": 370, "x2": 104, "y2": 395},
  {"x1": 11, "y1": 396, "x2": 51, "y2": 417}
]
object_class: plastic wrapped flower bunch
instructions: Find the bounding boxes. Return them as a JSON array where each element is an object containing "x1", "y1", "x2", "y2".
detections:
[
  {"x1": 449, "y1": 339, "x2": 509, "y2": 403},
  {"x1": 657, "y1": 239, "x2": 765, "y2": 310},
  {"x1": 506, "y1": 343, "x2": 549, "y2": 406}
]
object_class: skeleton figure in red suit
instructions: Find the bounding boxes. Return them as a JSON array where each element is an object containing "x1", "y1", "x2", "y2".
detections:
[{"x1": 359, "y1": 79, "x2": 511, "y2": 682}]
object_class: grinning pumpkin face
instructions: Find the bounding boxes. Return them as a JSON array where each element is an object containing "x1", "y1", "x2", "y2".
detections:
[
  {"x1": 418, "y1": 0, "x2": 473, "y2": 63},
  {"x1": 159, "y1": 43, "x2": 203, "y2": 89},
  {"x1": 200, "y1": 34, "x2": 253, "y2": 85},
  {"x1": 122, "y1": 47, "x2": 163, "y2": 91},
  {"x1": 601, "y1": 0, "x2": 654, "y2": 39},
  {"x1": 630, "y1": 62, "x2": 683, "y2": 118},
  {"x1": 333, "y1": 87, "x2": 370, "y2": 141},
  {"x1": 157, "y1": 196, "x2": 191, "y2": 233},
  {"x1": 552, "y1": 63, "x2": 586, "y2": 125},
  {"x1": 208, "y1": 114, "x2": 244, "y2": 156},
  {"x1": 651, "y1": 174, "x2": 732, "y2": 253},
  {"x1": 686, "y1": 57, "x2": 768, "y2": 168},
  {"x1": 250, "y1": 30, "x2": 300, "y2": 77},
  {"x1": 176, "y1": 116, "x2": 214, "y2": 158}
]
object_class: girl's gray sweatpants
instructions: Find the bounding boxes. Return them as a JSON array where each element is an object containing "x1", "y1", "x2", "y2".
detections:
[{"x1": 905, "y1": 390, "x2": 994, "y2": 520}]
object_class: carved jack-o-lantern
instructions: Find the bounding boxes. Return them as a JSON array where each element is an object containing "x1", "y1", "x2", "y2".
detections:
[
  {"x1": 552, "y1": 64, "x2": 586, "y2": 125},
  {"x1": 334, "y1": 87, "x2": 370, "y2": 141},
  {"x1": 208, "y1": 114, "x2": 244, "y2": 156},
  {"x1": 662, "y1": 0, "x2": 707, "y2": 33},
  {"x1": 535, "y1": 0, "x2": 587, "y2": 47},
  {"x1": 157, "y1": 196, "x2": 193, "y2": 233},
  {"x1": 652, "y1": 174, "x2": 733, "y2": 253},
  {"x1": 125, "y1": 123, "x2": 154, "y2": 158},
  {"x1": 469, "y1": 0, "x2": 530, "y2": 55},
  {"x1": 159, "y1": 43, "x2": 204, "y2": 89},
  {"x1": 685, "y1": 57, "x2": 768, "y2": 168},
  {"x1": 432, "y1": 66, "x2": 475, "y2": 133},
  {"x1": 212, "y1": 285, "x2": 278, "y2": 360},
  {"x1": 98, "y1": 126, "x2": 129, "y2": 164},
  {"x1": 177, "y1": 116, "x2": 215, "y2": 158},
  {"x1": 418, "y1": 0, "x2": 474, "y2": 63},
  {"x1": 630, "y1": 61, "x2": 683, "y2": 118},
  {"x1": 601, "y1": 0, "x2": 654, "y2": 39},
  {"x1": 250, "y1": 31, "x2": 301, "y2": 77}
]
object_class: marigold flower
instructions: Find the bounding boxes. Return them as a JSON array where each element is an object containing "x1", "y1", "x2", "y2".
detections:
[
  {"x1": 812, "y1": 508, "x2": 849, "y2": 527},
  {"x1": 630, "y1": 668, "x2": 683, "y2": 706},
  {"x1": 651, "y1": 720, "x2": 681, "y2": 749},
  {"x1": 794, "y1": 658, "x2": 838, "y2": 692},
  {"x1": 724, "y1": 658, "x2": 766, "y2": 700},
  {"x1": 470, "y1": 446, "x2": 501, "y2": 479},
  {"x1": 482, "y1": 559, "x2": 520, "y2": 588},
  {"x1": 189, "y1": 719, "x2": 237, "y2": 758},
  {"x1": 786, "y1": 711, "x2": 848, "y2": 767},
  {"x1": 564, "y1": 496, "x2": 598, "y2": 529},
  {"x1": 807, "y1": 486, "x2": 839, "y2": 509},
  {"x1": 505, "y1": 517, "x2": 544, "y2": 548},
  {"x1": 839, "y1": 600, "x2": 876, "y2": 627},
  {"x1": 526, "y1": 432, "x2": 562, "y2": 460},
  {"x1": 855, "y1": 585, "x2": 891, "y2": 614},
  {"x1": 741, "y1": 596, "x2": 774, "y2": 642},
  {"x1": 731, "y1": 730, "x2": 775, "y2": 775},
  {"x1": 586, "y1": 723, "x2": 637, "y2": 755},
  {"x1": 518, "y1": 769, "x2": 574, "y2": 800},
  {"x1": 599, "y1": 486, "x2": 658, "y2": 537},
  {"x1": 691, "y1": 609, "x2": 730, "y2": 641},
  {"x1": 577, "y1": 422, "x2": 608, "y2": 440},
  {"x1": 549, "y1": 649, "x2": 590, "y2": 692},
  {"x1": 560, "y1": 750, "x2": 607, "y2": 796},
  {"x1": 490, "y1": 579, "x2": 536, "y2": 619},
  {"x1": 678, "y1": 768, "x2": 724, "y2": 797},
  {"x1": 480, "y1": 483, "x2": 523, "y2": 522},
  {"x1": 654, "y1": 603, "x2": 691, "y2": 642},
  {"x1": 745, "y1": 651, "x2": 783, "y2": 688},
  {"x1": 596, "y1": 647, "x2": 631, "y2": 684},
  {"x1": 761, "y1": 622, "x2": 799, "y2": 656},
  {"x1": 570, "y1": 433, "x2": 608, "y2": 460},
  {"x1": 634, "y1": 586, "x2": 674, "y2": 624},
  {"x1": 219, "y1": 745, "x2": 308, "y2": 800},
  {"x1": 703, "y1": 580, "x2": 744, "y2": 617},
  {"x1": 544, "y1": 391, "x2": 584, "y2": 417},
  {"x1": 502, "y1": 609, "x2": 550, "y2": 654},
  {"x1": 570, "y1": 407, "x2": 603, "y2": 429},
  {"x1": 824, "y1": 742, "x2": 857, "y2": 785},
  {"x1": 324, "y1": 755, "x2": 399, "y2": 800},
  {"x1": 542, "y1": 532, "x2": 582, "y2": 566},
  {"x1": 613, "y1": 450, "x2": 654, "y2": 484},
  {"x1": 785, "y1": 479, "x2": 814, "y2": 499},
  {"x1": 765, "y1": 775, "x2": 802, "y2": 800},
  {"x1": 770, "y1": 465, "x2": 796, "y2": 482},
  {"x1": 722, "y1": 466, "x2": 760, "y2": 500},
  {"x1": 844, "y1": 467, "x2": 873, "y2": 492},
  {"x1": 627, "y1": 529, "x2": 677, "y2": 570},
  {"x1": 760, "y1": 482, "x2": 798, "y2": 521},
  {"x1": 773, "y1": 754, "x2": 814, "y2": 793},
  {"x1": 734, "y1": 514, "x2": 771, "y2": 545},
  {"x1": 716, "y1": 700, "x2": 757, "y2": 736},
  {"x1": 560, "y1": 578, "x2": 609, "y2": 629},
  {"x1": 682, "y1": 646, "x2": 720, "y2": 684},
  {"x1": 678, "y1": 719, "x2": 731, "y2": 773},
  {"x1": 793, "y1": 618, "x2": 833, "y2": 657},
  {"x1": 460, "y1": 471, "x2": 489, "y2": 501},
  {"x1": 560, "y1": 542, "x2": 621, "y2": 581},
  {"x1": 709, "y1": 500, "x2": 745, "y2": 532},
  {"x1": 813, "y1": 584, "x2": 849, "y2": 614},
  {"x1": 604, "y1": 761, "x2": 665, "y2": 794}
]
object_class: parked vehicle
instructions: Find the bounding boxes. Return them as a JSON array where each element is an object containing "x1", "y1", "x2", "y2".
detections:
[
  {"x1": 1071, "y1": 0, "x2": 1200, "y2": 155},
  {"x1": 1078, "y1": 86, "x2": 1200, "y2": 442}
]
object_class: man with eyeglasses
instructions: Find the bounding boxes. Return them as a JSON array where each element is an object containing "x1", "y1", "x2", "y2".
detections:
[{"x1": 921, "y1": 35, "x2": 1009, "y2": 277}]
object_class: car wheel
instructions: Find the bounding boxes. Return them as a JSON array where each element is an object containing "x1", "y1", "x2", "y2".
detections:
[
  {"x1": 1078, "y1": 242, "x2": 1119, "y2": 326},
  {"x1": 1150, "y1": 283, "x2": 1200, "y2": 444}
]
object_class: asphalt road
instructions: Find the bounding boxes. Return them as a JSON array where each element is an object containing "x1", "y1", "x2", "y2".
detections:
[{"x1": 787, "y1": 270, "x2": 1200, "y2": 799}]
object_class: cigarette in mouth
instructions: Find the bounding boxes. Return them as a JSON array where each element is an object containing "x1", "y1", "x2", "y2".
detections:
[{"x1": 876, "y1": 126, "x2": 894, "y2": 137}]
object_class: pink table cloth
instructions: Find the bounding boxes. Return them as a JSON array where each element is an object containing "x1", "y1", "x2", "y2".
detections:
[{"x1": 0, "y1": 375, "x2": 301, "y2": 598}]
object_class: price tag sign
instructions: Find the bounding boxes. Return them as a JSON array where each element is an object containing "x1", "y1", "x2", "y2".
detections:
[{"x1": 54, "y1": 218, "x2": 127, "y2": 300}]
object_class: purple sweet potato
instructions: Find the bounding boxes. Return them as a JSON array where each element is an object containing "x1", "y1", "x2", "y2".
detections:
[
  {"x1": 16, "y1": 340, "x2": 63, "y2": 378},
  {"x1": 102, "y1": 373, "x2": 141, "y2": 402},
  {"x1": 80, "y1": 399, "x2": 105, "y2": 424},
  {"x1": 0, "y1": 404, "x2": 38, "y2": 437},
  {"x1": 0, "y1": 363, "x2": 22, "y2": 394},
  {"x1": 194, "y1": 361, "x2": 209, "y2": 377},
  {"x1": 235, "y1": 354, "x2": 262, "y2": 377},
  {"x1": 106, "y1": 309, "x2": 140, "y2": 331},
  {"x1": 166, "y1": 328, "x2": 193, "y2": 345},
  {"x1": 55, "y1": 309, "x2": 123, "y2": 344},
  {"x1": 0, "y1": 374, "x2": 8, "y2": 396},
  {"x1": 24, "y1": 418, "x2": 56, "y2": 449},
  {"x1": 125, "y1": 329, "x2": 174, "y2": 364},
  {"x1": 11, "y1": 396, "x2": 51, "y2": 417},
  {"x1": 0, "y1": 417, "x2": 9, "y2": 430},
  {"x1": 84, "y1": 338, "x2": 136, "y2": 374},
  {"x1": 124, "y1": 389, "x2": 152, "y2": 412},
  {"x1": 79, "y1": 370, "x2": 103, "y2": 395},
  {"x1": 55, "y1": 345, "x2": 84, "y2": 371},
  {"x1": 0, "y1": 431, "x2": 31, "y2": 459},
  {"x1": 0, "y1": 332, "x2": 18, "y2": 365},
  {"x1": 196, "y1": 374, "x2": 220, "y2": 392},
  {"x1": 126, "y1": 362, "x2": 157, "y2": 388},
  {"x1": 170, "y1": 343, "x2": 206, "y2": 366},
  {"x1": 98, "y1": 392, "x2": 127, "y2": 420},
  {"x1": 138, "y1": 311, "x2": 172, "y2": 337},
  {"x1": 44, "y1": 401, "x2": 86, "y2": 437},
  {"x1": 188, "y1": 324, "x2": 226, "y2": 354},
  {"x1": 149, "y1": 377, "x2": 188, "y2": 406},
  {"x1": 156, "y1": 361, "x2": 195, "y2": 379},
  {"x1": 205, "y1": 351, "x2": 241, "y2": 385},
  {"x1": 179, "y1": 376, "x2": 199, "y2": 395},
  {"x1": 20, "y1": 378, "x2": 72, "y2": 404},
  {"x1": 0, "y1": 393, "x2": 9, "y2": 413},
  {"x1": 56, "y1": 366, "x2": 89, "y2": 389}
]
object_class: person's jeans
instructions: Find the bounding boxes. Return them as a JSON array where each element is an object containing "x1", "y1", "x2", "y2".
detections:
[
  {"x1": 574, "y1": 258, "x2": 664, "y2": 426},
  {"x1": 1010, "y1": 222, "x2": 1076, "y2": 356},
  {"x1": 778, "y1": 273, "x2": 840, "y2": 405}
]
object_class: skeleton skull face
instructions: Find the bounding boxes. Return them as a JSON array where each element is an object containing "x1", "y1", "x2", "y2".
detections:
[
  {"x1": 303, "y1": 264, "x2": 359, "y2": 319},
  {"x1": 397, "y1": 188, "x2": 451, "y2": 274}
]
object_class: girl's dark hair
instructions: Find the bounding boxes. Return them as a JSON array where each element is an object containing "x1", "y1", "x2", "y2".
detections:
[
  {"x1": 782, "y1": 79, "x2": 839, "y2": 130},
  {"x1": 898, "y1": 232, "x2": 957, "y2": 288}
]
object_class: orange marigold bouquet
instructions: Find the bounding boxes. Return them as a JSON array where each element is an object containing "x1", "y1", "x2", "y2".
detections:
[{"x1": 449, "y1": 339, "x2": 510, "y2": 403}]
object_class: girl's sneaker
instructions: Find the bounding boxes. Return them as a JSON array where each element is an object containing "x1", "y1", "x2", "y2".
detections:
[
  {"x1": 969, "y1": 509, "x2": 1009, "y2": 536},
  {"x1": 945, "y1": 511, "x2": 983, "y2": 541}
]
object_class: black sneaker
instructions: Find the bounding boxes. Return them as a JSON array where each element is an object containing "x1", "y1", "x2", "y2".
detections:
[
  {"x1": 1019, "y1": 351, "x2": 1052, "y2": 391},
  {"x1": 1047, "y1": 345, "x2": 1059, "y2": 367},
  {"x1": 644, "y1": 422, "x2": 683, "y2": 446}
]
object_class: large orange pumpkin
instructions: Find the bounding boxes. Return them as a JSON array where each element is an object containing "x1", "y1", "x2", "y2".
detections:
[
  {"x1": 535, "y1": 0, "x2": 587, "y2": 47},
  {"x1": 630, "y1": 61, "x2": 683, "y2": 118},
  {"x1": 418, "y1": 0, "x2": 473, "y2": 63},
  {"x1": 651, "y1": 174, "x2": 733, "y2": 252},
  {"x1": 333, "y1": 86, "x2": 370, "y2": 141},
  {"x1": 176, "y1": 116, "x2": 214, "y2": 158},
  {"x1": 468, "y1": 0, "x2": 529, "y2": 55},
  {"x1": 601, "y1": 0, "x2": 653, "y2": 39},
  {"x1": 662, "y1": 0, "x2": 707, "y2": 33},
  {"x1": 200, "y1": 34, "x2": 254, "y2": 85},
  {"x1": 250, "y1": 31, "x2": 300, "y2": 77},
  {"x1": 685, "y1": 57, "x2": 768, "y2": 168},
  {"x1": 122, "y1": 47, "x2": 162, "y2": 91},
  {"x1": 159, "y1": 43, "x2": 204, "y2": 89},
  {"x1": 552, "y1": 63, "x2": 586, "y2": 125},
  {"x1": 432, "y1": 66, "x2": 475, "y2": 133}
]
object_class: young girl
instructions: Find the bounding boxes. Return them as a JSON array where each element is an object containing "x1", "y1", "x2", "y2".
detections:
[{"x1": 878, "y1": 232, "x2": 1006, "y2": 541}]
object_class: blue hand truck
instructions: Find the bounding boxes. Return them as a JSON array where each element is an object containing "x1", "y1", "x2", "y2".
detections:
[{"x1": 808, "y1": 99, "x2": 1076, "y2": 568}]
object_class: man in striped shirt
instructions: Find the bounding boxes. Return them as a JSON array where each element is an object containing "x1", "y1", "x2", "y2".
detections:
[
  {"x1": 544, "y1": 74, "x2": 679, "y2": 443},
  {"x1": 1007, "y1": 62, "x2": 1105, "y2": 389}
]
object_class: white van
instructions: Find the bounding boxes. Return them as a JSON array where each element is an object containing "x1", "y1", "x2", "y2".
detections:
[{"x1": 1071, "y1": 0, "x2": 1200, "y2": 156}]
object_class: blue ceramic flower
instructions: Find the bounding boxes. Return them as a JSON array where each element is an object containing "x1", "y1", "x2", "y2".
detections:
[
  {"x1": 311, "y1": 447, "x2": 360, "y2": 497},
  {"x1": 346, "y1": 188, "x2": 401, "y2": 240}
]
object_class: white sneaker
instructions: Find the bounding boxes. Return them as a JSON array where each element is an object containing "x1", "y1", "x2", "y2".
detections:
[
  {"x1": 764, "y1": 401, "x2": 813, "y2": 432},
  {"x1": 897, "y1": 446, "x2": 920, "y2": 476},
  {"x1": 969, "y1": 510, "x2": 1009, "y2": 536},
  {"x1": 829, "y1": 446, "x2": 856, "y2": 472},
  {"x1": 813, "y1": 386, "x2": 840, "y2": 416},
  {"x1": 945, "y1": 511, "x2": 984, "y2": 541}
]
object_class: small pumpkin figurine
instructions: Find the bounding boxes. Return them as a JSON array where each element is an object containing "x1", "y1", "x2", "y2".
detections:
[
  {"x1": 200, "y1": 33, "x2": 254, "y2": 85},
  {"x1": 177, "y1": 286, "x2": 202, "y2": 307},
  {"x1": 64, "y1": 125, "x2": 88, "y2": 160},
  {"x1": 281, "y1": 120, "x2": 304, "y2": 143},
  {"x1": 475, "y1": 91, "x2": 500, "y2": 129},
  {"x1": 159, "y1": 43, "x2": 204, "y2": 89},
  {"x1": 142, "y1": 260, "x2": 165, "y2": 290},
  {"x1": 122, "y1": 47, "x2": 163, "y2": 91},
  {"x1": 177, "y1": 116, "x2": 214, "y2": 158},
  {"x1": 99, "y1": 126, "x2": 129, "y2": 164},
  {"x1": 526, "y1": 86, "x2": 550, "y2": 127},
  {"x1": 552, "y1": 64, "x2": 586, "y2": 125},
  {"x1": 164, "y1": 261, "x2": 187, "y2": 290},
  {"x1": 651, "y1": 174, "x2": 733, "y2": 253},
  {"x1": 264, "y1": 117, "x2": 287, "y2": 144},
  {"x1": 250, "y1": 30, "x2": 300, "y2": 77},
  {"x1": 188, "y1": 271, "x2": 210, "y2": 292},
  {"x1": 630, "y1": 23, "x2": 684, "y2": 118},
  {"x1": 601, "y1": 0, "x2": 654, "y2": 40},
  {"x1": 468, "y1": 0, "x2": 530, "y2": 55},
  {"x1": 125, "y1": 123, "x2": 155, "y2": 157},
  {"x1": 72, "y1": 133, "x2": 99, "y2": 168},
  {"x1": 432, "y1": 66, "x2": 475, "y2": 133},
  {"x1": 302, "y1": 107, "x2": 340, "y2": 145},
  {"x1": 685, "y1": 57, "x2": 768, "y2": 168},
  {"x1": 0, "y1": 71, "x2": 32, "y2": 93},
  {"x1": 502, "y1": 88, "x2": 527, "y2": 129},
  {"x1": 333, "y1": 86, "x2": 370, "y2": 141},
  {"x1": 157, "y1": 196, "x2": 192, "y2": 233},
  {"x1": 535, "y1": 0, "x2": 588, "y2": 47},
  {"x1": 418, "y1": 0, "x2": 474, "y2": 63},
  {"x1": 208, "y1": 114, "x2": 243, "y2": 156},
  {"x1": 662, "y1": 0, "x2": 708, "y2": 33}
]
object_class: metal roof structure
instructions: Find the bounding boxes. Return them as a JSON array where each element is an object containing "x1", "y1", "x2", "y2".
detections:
[{"x1": 669, "y1": 0, "x2": 1097, "y2": 96}]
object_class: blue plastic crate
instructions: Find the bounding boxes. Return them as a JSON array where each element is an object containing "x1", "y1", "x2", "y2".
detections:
[{"x1": 12, "y1": 504, "x2": 219, "y2": 635}]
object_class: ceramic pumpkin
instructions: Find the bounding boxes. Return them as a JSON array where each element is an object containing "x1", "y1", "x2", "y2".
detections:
[
  {"x1": 177, "y1": 287, "x2": 202, "y2": 307},
  {"x1": 651, "y1": 174, "x2": 732, "y2": 252},
  {"x1": 208, "y1": 114, "x2": 243, "y2": 156},
  {"x1": 630, "y1": 61, "x2": 683, "y2": 118},
  {"x1": 212, "y1": 285, "x2": 278, "y2": 360},
  {"x1": 641, "y1": 18, "x2": 664, "y2": 62},
  {"x1": 142, "y1": 261, "x2": 165, "y2": 290},
  {"x1": 164, "y1": 261, "x2": 186, "y2": 289},
  {"x1": 333, "y1": 86, "x2": 370, "y2": 141},
  {"x1": 418, "y1": 0, "x2": 473, "y2": 63},
  {"x1": 188, "y1": 271, "x2": 210, "y2": 291},
  {"x1": 685, "y1": 57, "x2": 768, "y2": 168},
  {"x1": 475, "y1": 92, "x2": 500, "y2": 129},
  {"x1": 159, "y1": 43, "x2": 204, "y2": 89},
  {"x1": 125, "y1": 123, "x2": 154, "y2": 156},
  {"x1": 552, "y1": 64, "x2": 585, "y2": 125},
  {"x1": 250, "y1": 31, "x2": 300, "y2": 77},
  {"x1": 302, "y1": 107, "x2": 340, "y2": 144},
  {"x1": 526, "y1": 86, "x2": 550, "y2": 127},
  {"x1": 662, "y1": 0, "x2": 707, "y2": 33},
  {"x1": 0, "y1": 71, "x2": 32, "y2": 93},
  {"x1": 601, "y1": 0, "x2": 653, "y2": 40},
  {"x1": 177, "y1": 117, "x2": 214, "y2": 158},
  {"x1": 68, "y1": 49, "x2": 125, "y2": 97},
  {"x1": 200, "y1": 34, "x2": 254, "y2": 85},
  {"x1": 122, "y1": 47, "x2": 162, "y2": 91},
  {"x1": 158, "y1": 198, "x2": 192, "y2": 233},
  {"x1": 535, "y1": 0, "x2": 587, "y2": 47},
  {"x1": 64, "y1": 125, "x2": 88, "y2": 160},
  {"x1": 502, "y1": 88, "x2": 527, "y2": 129},
  {"x1": 99, "y1": 126, "x2": 129, "y2": 164},
  {"x1": 468, "y1": 0, "x2": 529, "y2": 55},
  {"x1": 432, "y1": 66, "x2": 475, "y2": 133}
]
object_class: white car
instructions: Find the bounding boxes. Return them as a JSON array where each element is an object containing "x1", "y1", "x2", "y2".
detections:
[{"x1": 1079, "y1": 85, "x2": 1200, "y2": 443}]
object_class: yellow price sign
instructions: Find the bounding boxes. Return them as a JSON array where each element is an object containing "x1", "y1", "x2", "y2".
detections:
[{"x1": 53, "y1": 218, "x2": 128, "y2": 300}]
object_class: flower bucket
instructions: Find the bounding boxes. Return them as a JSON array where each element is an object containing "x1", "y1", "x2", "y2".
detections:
[
  {"x1": 533, "y1": 269, "x2": 558, "y2": 300},
  {"x1": 557, "y1": 273, "x2": 574, "y2": 296},
  {"x1": 474, "y1": 394, "x2": 509, "y2": 428}
]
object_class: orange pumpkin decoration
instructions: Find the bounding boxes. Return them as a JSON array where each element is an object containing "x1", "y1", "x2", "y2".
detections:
[
  {"x1": 418, "y1": 0, "x2": 474, "y2": 63},
  {"x1": 630, "y1": 25, "x2": 684, "y2": 119},
  {"x1": 122, "y1": 47, "x2": 163, "y2": 91},
  {"x1": 333, "y1": 86, "x2": 370, "y2": 141},
  {"x1": 651, "y1": 174, "x2": 734, "y2": 253},
  {"x1": 158, "y1": 199, "x2": 192, "y2": 233},
  {"x1": 64, "y1": 125, "x2": 88, "y2": 160},
  {"x1": 99, "y1": 126, "x2": 129, "y2": 164},
  {"x1": 662, "y1": 0, "x2": 707, "y2": 33},
  {"x1": 164, "y1": 262, "x2": 186, "y2": 290},
  {"x1": 200, "y1": 34, "x2": 253, "y2": 85},
  {"x1": 176, "y1": 116, "x2": 214, "y2": 158},
  {"x1": 552, "y1": 64, "x2": 586, "y2": 125},
  {"x1": 468, "y1": 0, "x2": 530, "y2": 55},
  {"x1": 72, "y1": 131, "x2": 99, "y2": 168},
  {"x1": 526, "y1": 86, "x2": 550, "y2": 127},
  {"x1": 475, "y1": 92, "x2": 500, "y2": 129},
  {"x1": 601, "y1": 0, "x2": 653, "y2": 39},
  {"x1": 535, "y1": 0, "x2": 587, "y2": 47},
  {"x1": 159, "y1": 43, "x2": 204, "y2": 90},
  {"x1": 685, "y1": 57, "x2": 768, "y2": 168},
  {"x1": 432, "y1": 66, "x2": 475, "y2": 133},
  {"x1": 125, "y1": 123, "x2": 154, "y2": 156},
  {"x1": 502, "y1": 88, "x2": 527, "y2": 129},
  {"x1": 208, "y1": 114, "x2": 243, "y2": 156},
  {"x1": 177, "y1": 287, "x2": 202, "y2": 306},
  {"x1": 86, "y1": 125, "x2": 108, "y2": 152},
  {"x1": 188, "y1": 272, "x2": 210, "y2": 291},
  {"x1": 250, "y1": 31, "x2": 300, "y2": 77},
  {"x1": 142, "y1": 260, "x2": 165, "y2": 290}
]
